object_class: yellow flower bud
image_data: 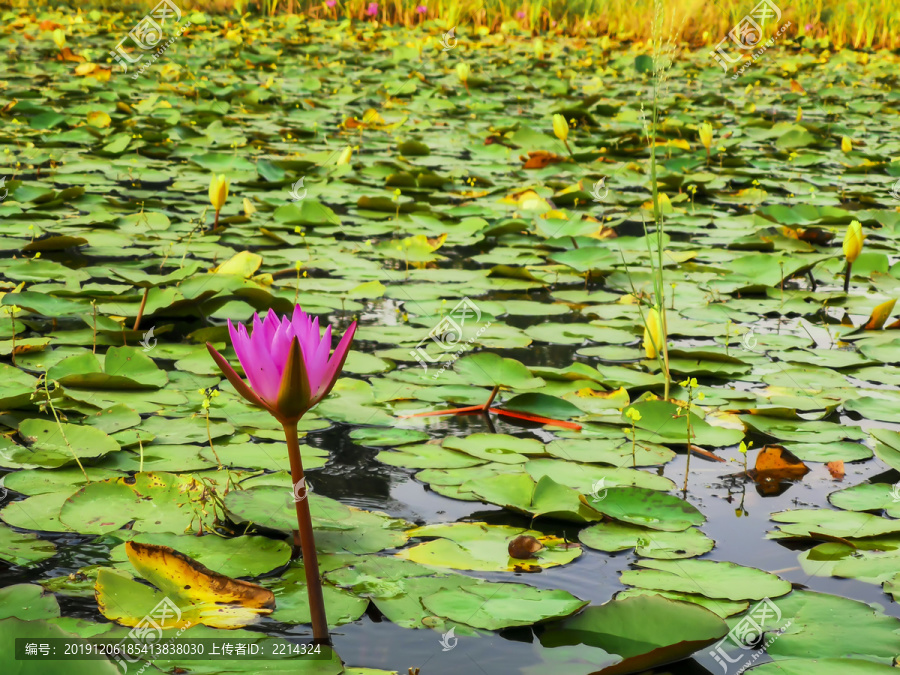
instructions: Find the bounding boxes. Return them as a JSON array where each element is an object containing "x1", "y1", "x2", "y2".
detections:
[
  {"x1": 698, "y1": 122, "x2": 713, "y2": 151},
  {"x1": 642, "y1": 307, "x2": 664, "y2": 359},
  {"x1": 655, "y1": 192, "x2": 673, "y2": 215},
  {"x1": 242, "y1": 197, "x2": 256, "y2": 216},
  {"x1": 552, "y1": 113, "x2": 569, "y2": 142},
  {"x1": 209, "y1": 174, "x2": 229, "y2": 212},
  {"x1": 843, "y1": 220, "x2": 863, "y2": 263},
  {"x1": 337, "y1": 145, "x2": 353, "y2": 165},
  {"x1": 52, "y1": 28, "x2": 66, "y2": 50},
  {"x1": 841, "y1": 136, "x2": 852, "y2": 153},
  {"x1": 455, "y1": 62, "x2": 470, "y2": 83}
]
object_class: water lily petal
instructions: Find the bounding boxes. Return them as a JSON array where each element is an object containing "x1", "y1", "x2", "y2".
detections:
[
  {"x1": 206, "y1": 342, "x2": 272, "y2": 413},
  {"x1": 269, "y1": 316, "x2": 294, "y2": 374},
  {"x1": 313, "y1": 321, "x2": 356, "y2": 402},
  {"x1": 244, "y1": 317, "x2": 282, "y2": 404},
  {"x1": 306, "y1": 324, "x2": 332, "y2": 394}
]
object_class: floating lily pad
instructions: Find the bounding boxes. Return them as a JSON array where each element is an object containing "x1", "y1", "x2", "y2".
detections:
[
  {"x1": 423, "y1": 583, "x2": 587, "y2": 630},
  {"x1": 0, "y1": 523, "x2": 57, "y2": 566},
  {"x1": 538, "y1": 594, "x2": 728, "y2": 675},
  {"x1": 620, "y1": 560, "x2": 791, "y2": 601},
  {"x1": 398, "y1": 522, "x2": 581, "y2": 572},
  {"x1": 580, "y1": 521, "x2": 714, "y2": 559},
  {"x1": 588, "y1": 486, "x2": 706, "y2": 532},
  {"x1": 5, "y1": 419, "x2": 120, "y2": 469}
]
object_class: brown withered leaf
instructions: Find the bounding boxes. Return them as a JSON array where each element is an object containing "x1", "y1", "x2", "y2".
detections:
[
  {"x1": 864, "y1": 299, "x2": 896, "y2": 330},
  {"x1": 520, "y1": 151, "x2": 568, "y2": 169},
  {"x1": 126, "y1": 541, "x2": 275, "y2": 611},
  {"x1": 796, "y1": 228, "x2": 834, "y2": 245},
  {"x1": 751, "y1": 446, "x2": 810, "y2": 494},
  {"x1": 827, "y1": 460, "x2": 844, "y2": 481},
  {"x1": 94, "y1": 541, "x2": 275, "y2": 630}
]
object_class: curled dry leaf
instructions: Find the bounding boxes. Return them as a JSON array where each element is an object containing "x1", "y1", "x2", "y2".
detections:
[
  {"x1": 520, "y1": 151, "x2": 568, "y2": 169},
  {"x1": 752, "y1": 446, "x2": 810, "y2": 495},
  {"x1": 827, "y1": 460, "x2": 845, "y2": 481},
  {"x1": 95, "y1": 541, "x2": 275, "y2": 630}
]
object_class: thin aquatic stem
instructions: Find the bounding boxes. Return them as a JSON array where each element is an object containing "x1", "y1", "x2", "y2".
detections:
[
  {"x1": 282, "y1": 420, "x2": 329, "y2": 643},
  {"x1": 134, "y1": 287, "x2": 149, "y2": 331},
  {"x1": 42, "y1": 378, "x2": 89, "y2": 482}
]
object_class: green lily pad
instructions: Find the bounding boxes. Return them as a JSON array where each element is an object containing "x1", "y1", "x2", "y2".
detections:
[
  {"x1": 538, "y1": 594, "x2": 729, "y2": 675},
  {"x1": 580, "y1": 521, "x2": 714, "y2": 559},
  {"x1": 0, "y1": 523, "x2": 57, "y2": 565},
  {"x1": 0, "y1": 584, "x2": 60, "y2": 621},
  {"x1": 423, "y1": 582, "x2": 587, "y2": 630},
  {"x1": 589, "y1": 486, "x2": 706, "y2": 532},
  {"x1": 829, "y1": 483, "x2": 900, "y2": 517},
  {"x1": 442, "y1": 433, "x2": 545, "y2": 464},
  {"x1": 620, "y1": 560, "x2": 791, "y2": 601},
  {"x1": 6, "y1": 419, "x2": 120, "y2": 469},
  {"x1": 59, "y1": 472, "x2": 216, "y2": 534},
  {"x1": 398, "y1": 522, "x2": 581, "y2": 572},
  {"x1": 349, "y1": 427, "x2": 430, "y2": 446},
  {"x1": 47, "y1": 346, "x2": 167, "y2": 389},
  {"x1": 454, "y1": 352, "x2": 546, "y2": 389}
]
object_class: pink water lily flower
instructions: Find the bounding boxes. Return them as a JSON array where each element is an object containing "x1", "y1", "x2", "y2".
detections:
[
  {"x1": 326, "y1": 0, "x2": 336, "y2": 6},
  {"x1": 207, "y1": 304, "x2": 355, "y2": 642},
  {"x1": 366, "y1": 2, "x2": 378, "y2": 15},
  {"x1": 207, "y1": 306, "x2": 356, "y2": 424},
  {"x1": 416, "y1": 5, "x2": 426, "y2": 13}
]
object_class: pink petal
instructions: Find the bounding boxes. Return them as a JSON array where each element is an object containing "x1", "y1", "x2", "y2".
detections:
[
  {"x1": 290, "y1": 306, "x2": 317, "y2": 356},
  {"x1": 313, "y1": 321, "x2": 356, "y2": 402},
  {"x1": 260, "y1": 309, "x2": 280, "y2": 345},
  {"x1": 306, "y1": 324, "x2": 332, "y2": 393},
  {"x1": 227, "y1": 320, "x2": 251, "y2": 372},
  {"x1": 243, "y1": 317, "x2": 282, "y2": 404},
  {"x1": 269, "y1": 316, "x2": 294, "y2": 374},
  {"x1": 207, "y1": 342, "x2": 273, "y2": 413}
]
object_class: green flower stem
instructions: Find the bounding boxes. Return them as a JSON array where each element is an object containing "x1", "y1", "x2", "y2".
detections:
[{"x1": 282, "y1": 420, "x2": 330, "y2": 643}]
